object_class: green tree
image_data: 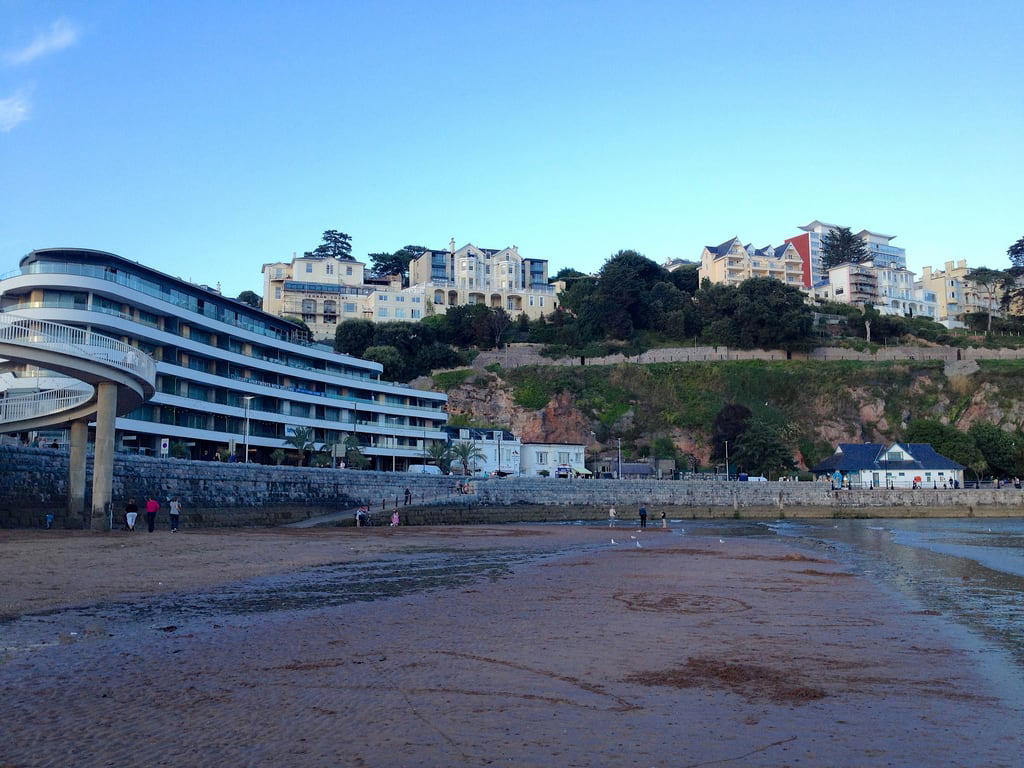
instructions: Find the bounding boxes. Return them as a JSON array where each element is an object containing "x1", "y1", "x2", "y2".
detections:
[
  {"x1": 270, "y1": 448, "x2": 286, "y2": 466},
  {"x1": 1008, "y1": 236, "x2": 1024, "y2": 269},
  {"x1": 712, "y1": 403, "x2": 752, "y2": 461},
  {"x1": 334, "y1": 319, "x2": 376, "y2": 357},
  {"x1": 905, "y1": 419, "x2": 985, "y2": 479},
  {"x1": 169, "y1": 441, "x2": 190, "y2": 459},
  {"x1": 362, "y1": 345, "x2": 405, "y2": 381},
  {"x1": 425, "y1": 441, "x2": 453, "y2": 473},
  {"x1": 451, "y1": 440, "x2": 486, "y2": 475},
  {"x1": 967, "y1": 267, "x2": 1010, "y2": 333},
  {"x1": 343, "y1": 435, "x2": 370, "y2": 469},
  {"x1": 697, "y1": 278, "x2": 814, "y2": 351},
  {"x1": 668, "y1": 264, "x2": 700, "y2": 294},
  {"x1": 310, "y1": 230, "x2": 353, "y2": 260},
  {"x1": 236, "y1": 290, "x2": 262, "y2": 309},
  {"x1": 488, "y1": 307, "x2": 512, "y2": 348},
  {"x1": 284, "y1": 426, "x2": 317, "y2": 466},
  {"x1": 310, "y1": 452, "x2": 333, "y2": 468},
  {"x1": 414, "y1": 342, "x2": 463, "y2": 374},
  {"x1": 368, "y1": 245, "x2": 427, "y2": 283},
  {"x1": 731, "y1": 419, "x2": 796, "y2": 477},
  {"x1": 820, "y1": 227, "x2": 868, "y2": 270},
  {"x1": 552, "y1": 267, "x2": 587, "y2": 281},
  {"x1": 967, "y1": 423, "x2": 1019, "y2": 477}
]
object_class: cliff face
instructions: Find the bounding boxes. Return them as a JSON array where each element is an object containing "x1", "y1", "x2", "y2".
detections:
[{"x1": 430, "y1": 360, "x2": 1024, "y2": 468}]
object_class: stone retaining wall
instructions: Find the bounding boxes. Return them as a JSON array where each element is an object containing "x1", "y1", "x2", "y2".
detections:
[
  {"x1": 470, "y1": 342, "x2": 1024, "y2": 371},
  {"x1": 0, "y1": 446, "x2": 460, "y2": 529},
  {"x1": 5, "y1": 445, "x2": 1024, "y2": 529},
  {"x1": 469, "y1": 477, "x2": 1024, "y2": 514}
]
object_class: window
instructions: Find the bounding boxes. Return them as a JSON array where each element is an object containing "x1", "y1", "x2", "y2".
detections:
[
  {"x1": 529, "y1": 296, "x2": 535, "y2": 307},
  {"x1": 274, "y1": 268, "x2": 284, "y2": 278},
  {"x1": 412, "y1": 297, "x2": 421, "y2": 303},
  {"x1": 378, "y1": 295, "x2": 388, "y2": 301},
  {"x1": 536, "y1": 451, "x2": 547, "y2": 465},
  {"x1": 326, "y1": 264, "x2": 334, "y2": 275},
  {"x1": 539, "y1": 297, "x2": 545, "y2": 307},
  {"x1": 395, "y1": 296, "x2": 404, "y2": 302},
  {"x1": 395, "y1": 309, "x2": 405, "y2": 318},
  {"x1": 411, "y1": 309, "x2": 421, "y2": 319},
  {"x1": 274, "y1": 287, "x2": 281, "y2": 299},
  {"x1": 378, "y1": 309, "x2": 388, "y2": 318},
  {"x1": 346, "y1": 266, "x2": 353, "y2": 276},
  {"x1": 558, "y1": 452, "x2": 570, "y2": 464},
  {"x1": 344, "y1": 302, "x2": 357, "y2": 313},
  {"x1": 305, "y1": 263, "x2": 312, "y2": 273}
]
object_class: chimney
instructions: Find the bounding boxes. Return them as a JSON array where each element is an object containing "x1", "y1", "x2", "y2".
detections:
[{"x1": 449, "y1": 237, "x2": 456, "y2": 255}]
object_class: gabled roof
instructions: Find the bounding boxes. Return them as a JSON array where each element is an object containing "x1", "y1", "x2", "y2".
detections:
[
  {"x1": 705, "y1": 237, "x2": 742, "y2": 257},
  {"x1": 811, "y1": 443, "x2": 964, "y2": 474}
]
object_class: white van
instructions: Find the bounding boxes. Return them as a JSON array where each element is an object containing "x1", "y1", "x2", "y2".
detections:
[{"x1": 407, "y1": 464, "x2": 442, "y2": 475}]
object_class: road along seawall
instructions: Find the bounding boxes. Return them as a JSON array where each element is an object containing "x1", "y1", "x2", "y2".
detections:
[
  {"x1": 5, "y1": 445, "x2": 1024, "y2": 527},
  {"x1": 0, "y1": 446, "x2": 460, "y2": 529}
]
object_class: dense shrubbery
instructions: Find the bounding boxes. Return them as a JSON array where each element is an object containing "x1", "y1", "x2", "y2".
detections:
[{"x1": 530, "y1": 251, "x2": 816, "y2": 353}]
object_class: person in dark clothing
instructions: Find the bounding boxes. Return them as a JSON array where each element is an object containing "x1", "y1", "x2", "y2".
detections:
[
  {"x1": 638, "y1": 504, "x2": 648, "y2": 529},
  {"x1": 404, "y1": 487, "x2": 412, "y2": 505}
]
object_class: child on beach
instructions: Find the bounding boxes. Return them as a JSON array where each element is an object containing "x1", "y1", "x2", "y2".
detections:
[
  {"x1": 390, "y1": 510, "x2": 400, "y2": 527},
  {"x1": 608, "y1": 507, "x2": 617, "y2": 527}
]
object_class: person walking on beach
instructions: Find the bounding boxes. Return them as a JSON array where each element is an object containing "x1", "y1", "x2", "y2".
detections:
[
  {"x1": 660, "y1": 509, "x2": 667, "y2": 528},
  {"x1": 124, "y1": 498, "x2": 139, "y2": 531},
  {"x1": 145, "y1": 497, "x2": 160, "y2": 532},
  {"x1": 638, "y1": 504, "x2": 648, "y2": 529},
  {"x1": 168, "y1": 496, "x2": 182, "y2": 532},
  {"x1": 608, "y1": 506, "x2": 617, "y2": 527}
]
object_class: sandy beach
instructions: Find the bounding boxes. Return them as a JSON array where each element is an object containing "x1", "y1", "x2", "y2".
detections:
[{"x1": 1, "y1": 524, "x2": 1021, "y2": 767}]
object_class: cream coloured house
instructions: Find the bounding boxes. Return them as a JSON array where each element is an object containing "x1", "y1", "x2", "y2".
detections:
[
  {"x1": 917, "y1": 260, "x2": 1003, "y2": 327},
  {"x1": 698, "y1": 237, "x2": 805, "y2": 288},
  {"x1": 409, "y1": 240, "x2": 557, "y2": 319}
]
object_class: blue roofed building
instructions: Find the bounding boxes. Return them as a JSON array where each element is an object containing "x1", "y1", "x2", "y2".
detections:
[{"x1": 811, "y1": 443, "x2": 964, "y2": 488}]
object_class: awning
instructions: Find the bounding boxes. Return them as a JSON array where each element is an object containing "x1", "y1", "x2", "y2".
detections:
[{"x1": 573, "y1": 466, "x2": 593, "y2": 475}]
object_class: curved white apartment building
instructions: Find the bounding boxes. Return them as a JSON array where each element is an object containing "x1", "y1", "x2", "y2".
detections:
[{"x1": 0, "y1": 249, "x2": 448, "y2": 469}]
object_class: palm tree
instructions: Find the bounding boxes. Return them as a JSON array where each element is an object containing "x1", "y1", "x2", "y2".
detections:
[
  {"x1": 284, "y1": 426, "x2": 316, "y2": 466},
  {"x1": 451, "y1": 440, "x2": 486, "y2": 476},
  {"x1": 343, "y1": 434, "x2": 370, "y2": 469},
  {"x1": 424, "y1": 441, "x2": 453, "y2": 473}
]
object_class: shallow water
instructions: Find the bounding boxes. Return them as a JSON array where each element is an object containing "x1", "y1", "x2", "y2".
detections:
[{"x1": 0, "y1": 546, "x2": 582, "y2": 655}]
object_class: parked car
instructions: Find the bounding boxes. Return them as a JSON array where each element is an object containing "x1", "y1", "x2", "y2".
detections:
[{"x1": 406, "y1": 464, "x2": 442, "y2": 475}]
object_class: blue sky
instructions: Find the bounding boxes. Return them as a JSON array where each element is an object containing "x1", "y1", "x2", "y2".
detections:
[{"x1": 1, "y1": 0, "x2": 1021, "y2": 296}]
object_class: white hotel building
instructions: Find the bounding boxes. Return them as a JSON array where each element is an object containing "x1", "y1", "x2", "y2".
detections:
[{"x1": 0, "y1": 249, "x2": 448, "y2": 469}]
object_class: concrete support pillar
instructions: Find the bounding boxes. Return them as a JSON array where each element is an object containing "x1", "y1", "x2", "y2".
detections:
[
  {"x1": 90, "y1": 382, "x2": 117, "y2": 531},
  {"x1": 68, "y1": 419, "x2": 88, "y2": 522}
]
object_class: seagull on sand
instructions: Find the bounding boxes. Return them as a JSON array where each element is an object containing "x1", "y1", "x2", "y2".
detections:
[
  {"x1": 630, "y1": 535, "x2": 637, "y2": 540},
  {"x1": 718, "y1": 538, "x2": 726, "y2": 544},
  {"x1": 636, "y1": 540, "x2": 642, "y2": 548},
  {"x1": 610, "y1": 539, "x2": 616, "y2": 544}
]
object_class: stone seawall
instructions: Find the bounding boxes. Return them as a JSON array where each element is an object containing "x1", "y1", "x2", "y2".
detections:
[
  {"x1": 0, "y1": 446, "x2": 460, "y2": 529},
  {"x1": 469, "y1": 478, "x2": 1024, "y2": 516},
  {"x1": 5, "y1": 446, "x2": 1024, "y2": 528}
]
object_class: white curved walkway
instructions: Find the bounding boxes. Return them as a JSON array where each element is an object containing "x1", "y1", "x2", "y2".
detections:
[
  {"x1": 0, "y1": 313, "x2": 155, "y2": 432},
  {"x1": 0, "y1": 312, "x2": 157, "y2": 529}
]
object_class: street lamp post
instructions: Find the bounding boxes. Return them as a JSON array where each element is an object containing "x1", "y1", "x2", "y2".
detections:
[
  {"x1": 724, "y1": 440, "x2": 729, "y2": 480},
  {"x1": 497, "y1": 429, "x2": 503, "y2": 476},
  {"x1": 243, "y1": 396, "x2": 254, "y2": 463},
  {"x1": 617, "y1": 437, "x2": 622, "y2": 480}
]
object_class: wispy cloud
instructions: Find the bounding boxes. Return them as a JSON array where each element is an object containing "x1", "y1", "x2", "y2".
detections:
[
  {"x1": 0, "y1": 91, "x2": 31, "y2": 132},
  {"x1": 4, "y1": 17, "x2": 80, "y2": 66}
]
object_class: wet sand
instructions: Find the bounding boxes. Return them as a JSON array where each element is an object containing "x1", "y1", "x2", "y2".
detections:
[{"x1": 2, "y1": 525, "x2": 1022, "y2": 767}]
